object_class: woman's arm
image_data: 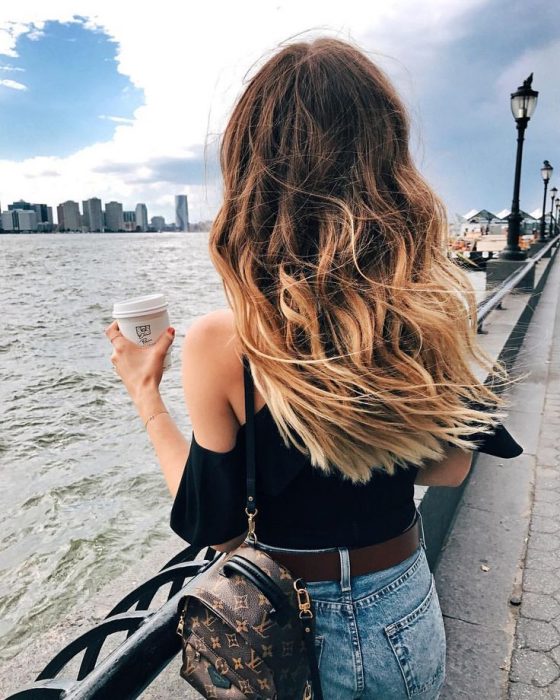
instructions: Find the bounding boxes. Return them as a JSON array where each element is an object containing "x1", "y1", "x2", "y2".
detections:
[
  {"x1": 136, "y1": 391, "x2": 190, "y2": 497},
  {"x1": 180, "y1": 314, "x2": 250, "y2": 550},
  {"x1": 138, "y1": 313, "x2": 241, "y2": 499},
  {"x1": 105, "y1": 320, "x2": 190, "y2": 496},
  {"x1": 414, "y1": 446, "x2": 474, "y2": 487}
]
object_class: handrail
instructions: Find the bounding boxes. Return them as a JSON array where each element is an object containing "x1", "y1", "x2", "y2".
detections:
[
  {"x1": 476, "y1": 234, "x2": 559, "y2": 331},
  {"x1": 5, "y1": 544, "x2": 215, "y2": 699}
]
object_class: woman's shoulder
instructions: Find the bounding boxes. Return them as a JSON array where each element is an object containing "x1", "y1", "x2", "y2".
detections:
[
  {"x1": 181, "y1": 309, "x2": 252, "y2": 452},
  {"x1": 185, "y1": 308, "x2": 236, "y2": 342},
  {"x1": 183, "y1": 308, "x2": 240, "y2": 368}
]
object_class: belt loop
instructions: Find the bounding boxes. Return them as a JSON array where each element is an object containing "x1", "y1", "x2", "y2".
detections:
[
  {"x1": 339, "y1": 547, "x2": 351, "y2": 592},
  {"x1": 416, "y1": 507, "x2": 427, "y2": 551}
]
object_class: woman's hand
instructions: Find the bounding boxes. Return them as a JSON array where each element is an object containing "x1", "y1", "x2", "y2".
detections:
[{"x1": 104, "y1": 320, "x2": 176, "y2": 406}]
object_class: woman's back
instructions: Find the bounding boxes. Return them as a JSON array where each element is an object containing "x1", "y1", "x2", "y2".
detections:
[
  {"x1": 171, "y1": 395, "x2": 419, "y2": 550},
  {"x1": 169, "y1": 36, "x2": 524, "y2": 699}
]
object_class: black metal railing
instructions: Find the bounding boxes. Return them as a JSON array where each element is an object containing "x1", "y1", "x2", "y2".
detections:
[
  {"x1": 476, "y1": 233, "x2": 559, "y2": 333},
  {"x1": 5, "y1": 232, "x2": 560, "y2": 699},
  {"x1": 5, "y1": 544, "x2": 216, "y2": 699}
]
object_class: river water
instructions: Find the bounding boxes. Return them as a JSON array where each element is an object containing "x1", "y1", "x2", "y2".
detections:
[{"x1": 0, "y1": 231, "x2": 486, "y2": 662}]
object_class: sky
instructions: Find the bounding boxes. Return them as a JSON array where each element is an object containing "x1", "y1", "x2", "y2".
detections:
[{"x1": 0, "y1": 0, "x2": 558, "y2": 225}]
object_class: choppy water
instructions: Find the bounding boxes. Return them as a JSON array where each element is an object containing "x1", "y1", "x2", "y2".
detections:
[
  {"x1": 0, "y1": 231, "x2": 487, "y2": 663},
  {"x1": 0, "y1": 231, "x2": 226, "y2": 662}
]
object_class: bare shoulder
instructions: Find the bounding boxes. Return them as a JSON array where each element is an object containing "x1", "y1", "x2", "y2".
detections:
[
  {"x1": 181, "y1": 309, "x2": 243, "y2": 452},
  {"x1": 184, "y1": 307, "x2": 233, "y2": 333},
  {"x1": 183, "y1": 308, "x2": 239, "y2": 364}
]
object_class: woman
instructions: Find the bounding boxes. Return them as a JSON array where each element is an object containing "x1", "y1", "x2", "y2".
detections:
[{"x1": 105, "y1": 37, "x2": 522, "y2": 699}]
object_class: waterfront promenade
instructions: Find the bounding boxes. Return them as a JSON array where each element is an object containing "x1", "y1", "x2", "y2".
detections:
[
  {"x1": 1, "y1": 242, "x2": 559, "y2": 698},
  {"x1": 437, "y1": 243, "x2": 560, "y2": 699}
]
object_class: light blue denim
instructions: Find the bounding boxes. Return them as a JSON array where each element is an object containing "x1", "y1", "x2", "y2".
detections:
[{"x1": 258, "y1": 515, "x2": 446, "y2": 699}]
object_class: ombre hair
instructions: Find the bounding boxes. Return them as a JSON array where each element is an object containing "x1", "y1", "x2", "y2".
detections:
[{"x1": 209, "y1": 36, "x2": 512, "y2": 483}]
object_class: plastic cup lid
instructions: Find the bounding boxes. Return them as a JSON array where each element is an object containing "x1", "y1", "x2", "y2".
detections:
[{"x1": 113, "y1": 293, "x2": 168, "y2": 318}]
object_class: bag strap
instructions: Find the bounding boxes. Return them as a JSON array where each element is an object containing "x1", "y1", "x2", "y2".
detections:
[
  {"x1": 242, "y1": 355, "x2": 257, "y2": 524},
  {"x1": 303, "y1": 625, "x2": 324, "y2": 700},
  {"x1": 241, "y1": 355, "x2": 323, "y2": 700}
]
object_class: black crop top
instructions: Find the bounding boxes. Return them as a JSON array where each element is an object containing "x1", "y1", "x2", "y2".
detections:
[{"x1": 170, "y1": 403, "x2": 523, "y2": 550}]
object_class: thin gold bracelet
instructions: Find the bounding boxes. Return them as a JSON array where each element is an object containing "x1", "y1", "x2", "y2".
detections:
[{"x1": 144, "y1": 410, "x2": 169, "y2": 429}]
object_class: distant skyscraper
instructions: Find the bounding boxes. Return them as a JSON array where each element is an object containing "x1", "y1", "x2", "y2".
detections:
[
  {"x1": 31, "y1": 203, "x2": 50, "y2": 223},
  {"x1": 123, "y1": 210, "x2": 136, "y2": 232},
  {"x1": 82, "y1": 198, "x2": 104, "y2": 232},
  {"x1": 2, "y1": 209, "x2": 38, "y2": 231},
  {"x1": 151, "y1": 216, "x2": 165, "y2": 232},
  {"x1": 8, "y1": 200, "x2": 30, "y2": 210},
  {"x1": 57, "y1": 201, "x2": 81, "y2": 231},
  {"x1": 135, "y1": 203, "x2": 148, "y2": 232},
  {"x1": 105, "y1": 201, "x2": 125, "y2": 232},
  {"x1": 8, "y1": 200, "x2": 33, "y2": 212},
  {"x1": 175, "y1": 194, "x2": 189, "y2": 232}
]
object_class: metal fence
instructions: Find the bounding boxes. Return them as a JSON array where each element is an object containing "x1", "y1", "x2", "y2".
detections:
[
  {"x1": 5, "y1": 544, "x2": 216, "y2": 699},
  {"x1": 477, "y1": 234, "x2": 559, "y2": 333}
]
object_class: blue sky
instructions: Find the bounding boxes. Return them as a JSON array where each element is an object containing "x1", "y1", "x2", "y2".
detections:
[
  {"x1": 0, "y1": 20, "x2": 143, "y2": 159},
  {"x1": 0, "y1": 1, "x2": 558, "y2": 223},
  {"x1": 408, "y1": 0, "x2": 560, "y2": 220}
]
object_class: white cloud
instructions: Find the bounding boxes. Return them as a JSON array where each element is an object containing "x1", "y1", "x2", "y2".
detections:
[
  {"x1": 0, "y1": 64, "x2": 25, "y2": 71},
  {"x1": 0, "y1": 18, "x2": 46, "y2": 56},
  {"x1": 0, "y1": 0, "x2": 486, "y2": 222},
  {"x1": 98, "y1": 114, "x2": 135, "y2": 124},
  {"x1": 0, "y1": 77, "x2": 26, "y2": 89}
]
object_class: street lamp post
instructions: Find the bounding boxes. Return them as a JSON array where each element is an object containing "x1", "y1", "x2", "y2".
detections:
[
  {"x1": 539, "y1": 160, "x2": 553, "y2": 241},
  {"x1": 556, "y1": 199, "x2": 560, "y2": 235},
  {"x1": 501, "y1": 74, "x2": 539, "y2": 260},
  {"x1": 549, "y1": 186, "x2": 558, "y2": 238}
]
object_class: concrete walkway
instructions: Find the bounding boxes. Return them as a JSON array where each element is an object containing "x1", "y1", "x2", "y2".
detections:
[
  {"x1": 436, "y1": 247, "x2": 560, "y2": 699},
  {"x1": 507, "y1": 271, "x2": 560, "y2": 699}
]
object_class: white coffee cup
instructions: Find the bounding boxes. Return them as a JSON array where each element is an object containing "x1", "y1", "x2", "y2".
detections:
[{"x1": 112, "y1": 293, "x2": 172, "y2": 371}]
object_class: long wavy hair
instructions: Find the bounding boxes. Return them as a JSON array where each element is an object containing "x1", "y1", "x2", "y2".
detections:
[{"x1": 209, "y1": 36, "x2": 512, "y2": 482}]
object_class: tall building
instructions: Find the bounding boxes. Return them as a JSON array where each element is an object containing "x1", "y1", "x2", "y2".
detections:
[
  {"x1": 8, "y1": 199, "x2": 33, "y2": 211},
  {"x1": 2, "y1": 209, "x2": 38, "y2": 232},
  {"x1": 135, "y1": 203, "x2": 148, "y2": 232},
  {"x1": 151, "y1": 216, "x2": 165, "y2": 232},
  {"x1": 31, "y1": 203, "x2": 50, "y2": 223},
  {"x1": 82, "y1": 198, "x2": 104, "y2": 232},
  {"x1": 57, "y1": 200, "x2": 81, "y2": 231},
  {"x1": 105, "y1": 201, "x2": 124, "y2": 232},
  {"x1": 123, "y1": 210, "x2": 136, "y2": 232},
  {"x1": 175, "y1": 194, "x2": 189, "y2": 232}
]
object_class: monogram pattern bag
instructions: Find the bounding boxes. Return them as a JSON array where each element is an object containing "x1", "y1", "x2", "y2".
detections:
[{"x1": 176, "y1": 356, "x2": 323, "y2": 700}]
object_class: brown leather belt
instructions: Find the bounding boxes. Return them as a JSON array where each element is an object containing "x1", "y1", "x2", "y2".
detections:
[{"x1": 267, "y1": 520, "x2": 421, "y2": 582}]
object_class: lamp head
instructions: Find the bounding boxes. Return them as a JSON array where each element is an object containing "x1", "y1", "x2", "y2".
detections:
[
  {"x1": 510, "y1": 73, "x2": 539, "y2": 121},
  {"x1": 541, "y1": 160, "x2": 553, "y2": 183}
]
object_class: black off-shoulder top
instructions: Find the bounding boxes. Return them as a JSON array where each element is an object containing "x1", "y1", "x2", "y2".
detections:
[{"x1": 170, "y1": 403, "x2": 523, "y2": 550}]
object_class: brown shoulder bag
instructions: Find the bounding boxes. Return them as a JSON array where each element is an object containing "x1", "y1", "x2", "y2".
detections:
[{"x1": 176, "y1": 355, "x2": 323, "y2": 700}]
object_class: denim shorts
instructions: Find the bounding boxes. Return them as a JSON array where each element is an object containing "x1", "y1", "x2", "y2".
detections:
[{"x1": 258, "y1": 518, "x2": 446, "y2": 699}]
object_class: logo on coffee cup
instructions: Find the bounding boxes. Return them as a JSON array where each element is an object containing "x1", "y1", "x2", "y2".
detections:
[{"x1": 135, "y1": 324, "x2": 152, "y2": 344}]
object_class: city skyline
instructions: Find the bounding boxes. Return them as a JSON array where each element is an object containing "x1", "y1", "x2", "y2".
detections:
[
  {"x1": 0, "y1": 2, "x2": 558, "y2": 223},
  {"x1": 0, "y1": 192, "x2": 192, "y2": 232}
]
